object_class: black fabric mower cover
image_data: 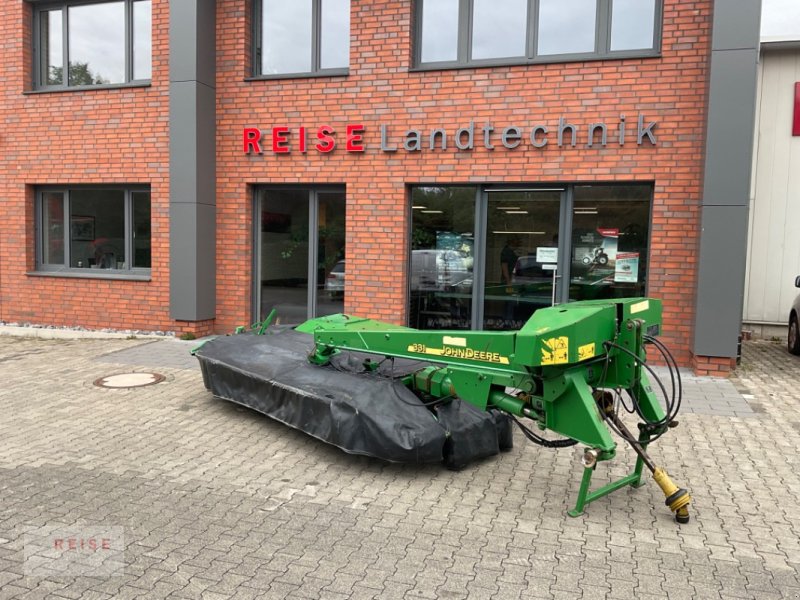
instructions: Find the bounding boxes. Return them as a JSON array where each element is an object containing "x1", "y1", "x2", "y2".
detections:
[{"x1": 194, "y1": 329, "x2": 512, "y2": 466}]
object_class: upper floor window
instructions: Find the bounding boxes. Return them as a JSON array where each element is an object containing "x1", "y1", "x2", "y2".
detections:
[
  {"x1": 35, "y1": 0, "x2": 152, "y2": 90},
  {"x1": 415, "y1": 0, "x2": 660, "y2": 69},
  {"x1": 253, "y1": 0, "x2": 350, "y2": 78}
]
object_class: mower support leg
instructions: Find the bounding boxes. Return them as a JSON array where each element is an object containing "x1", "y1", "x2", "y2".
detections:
[{"x1": 568, "y1": 459, "x2": 643, "y2": 518}]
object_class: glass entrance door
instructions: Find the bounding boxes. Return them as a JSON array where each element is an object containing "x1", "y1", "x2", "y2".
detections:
[
  {"x1": 257, "y1": 188, "x2": 346, "y2": 324},
  {"x1": 483, "y1": 190, "x2": 562, "y2": 330},
  {"x1": 315, "y1": 191, "x2": 347, "y2": 317}
]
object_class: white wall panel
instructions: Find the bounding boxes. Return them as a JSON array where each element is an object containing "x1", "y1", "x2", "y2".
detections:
[{"x1": 744, "y1": 49, "x2": 800, "y2": 325}]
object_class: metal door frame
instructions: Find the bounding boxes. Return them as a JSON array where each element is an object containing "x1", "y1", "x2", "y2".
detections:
[{"x1": 253, "y1": 186, "x2": 345, "y2": 324}]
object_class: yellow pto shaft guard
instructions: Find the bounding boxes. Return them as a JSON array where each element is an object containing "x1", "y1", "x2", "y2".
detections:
[{"x1": 653, "y1": 467, "x2": 691, "y2": 523}]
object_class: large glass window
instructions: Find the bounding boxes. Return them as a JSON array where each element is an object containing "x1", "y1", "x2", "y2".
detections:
[
  {"x1": 35, "y1": 0, "x2": 152, "y2": 89},
  {"x1": 133, "y1": 0, "x2": 153, "y2": 81},
  {"x1": 409, "y1": 184, "x2": 652, "y2": 330},
  {"x1": 610, "y1": 0, "x2": 657, "y2": 51},
  {"x1": 537, "y1": 0, "x2": 597, "y2": 56},
  {"x1": 256, "y1": 188, "x2": 346, "y2": 324},
  {"x1": 255, "y1": 0, "x2": 350, "y2": 77},
  {"x1": 415, "y1": 0, "x2": 661, "y2": 68},
  {"x1": 569, "y1": 185, "x2": 651, "y2": 301},
  {"x1": 420, "y1": 0, "x2": 459, "y2": 63},
  {"x1": 484, "y1": 191, "x2": 561, "y2": 330},
  {"x1": 410, "y1": 188, "x2": 476, "y2": 330},
  {"x1": 37, "y1": 187, "x2": 151, "y2": 273},
  {"x1": 472, "y1": 0, "x2": 528, "y2": 61}
]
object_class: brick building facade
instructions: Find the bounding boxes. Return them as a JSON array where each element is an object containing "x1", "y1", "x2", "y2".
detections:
[{"x1": 0, "y1": 0, "x2": 761, "y2": 375}]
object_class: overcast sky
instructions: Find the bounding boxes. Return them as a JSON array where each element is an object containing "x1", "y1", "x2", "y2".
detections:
[{"x1": 762, "y1": 0, "x2": 800, "y2": 38}]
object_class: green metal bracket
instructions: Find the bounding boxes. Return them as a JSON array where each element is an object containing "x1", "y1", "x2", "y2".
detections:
[
  {"x1": 235, "y1": 308, "x2": 278, "y2": 336},
  {"x1": 568, "y1": 428, "x2": 652, "y2": 517},
  {"x1": 569, "y1": 464, "x2": 643, "y2": 518}
]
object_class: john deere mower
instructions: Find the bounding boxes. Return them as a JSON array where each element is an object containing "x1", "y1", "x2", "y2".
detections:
[{"x1": 194, "y1": 297, "x2": 690, "y2": 523}]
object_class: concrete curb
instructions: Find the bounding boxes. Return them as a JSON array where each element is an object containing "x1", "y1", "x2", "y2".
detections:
[{"x1": 0, "y1": 325, "x2": 173, "y2": 341}]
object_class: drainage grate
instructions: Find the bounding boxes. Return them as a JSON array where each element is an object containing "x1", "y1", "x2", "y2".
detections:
[{"x1": 94, "y1": 372, "x2": 166, "y2": 389}]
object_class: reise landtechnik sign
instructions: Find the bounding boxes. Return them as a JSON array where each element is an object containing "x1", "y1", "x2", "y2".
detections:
[{"x1": 243, "y1": 114, "x2": 658, "y2": 155}]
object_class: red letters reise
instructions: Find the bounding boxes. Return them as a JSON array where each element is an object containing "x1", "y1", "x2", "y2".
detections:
[{"x1": 243, "y1": 124, "x2": 366, "y2": 154}]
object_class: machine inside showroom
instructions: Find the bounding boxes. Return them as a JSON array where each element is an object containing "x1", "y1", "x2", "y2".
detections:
[{"x1": 194, "y1": 297, "x2": 691, "y2": 523}]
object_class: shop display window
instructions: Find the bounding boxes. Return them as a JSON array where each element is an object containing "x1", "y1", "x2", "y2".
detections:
[
  {"x1": 409, "y1": 183, "x2": 652, "y2": 331},
  {"x1": 34, "y1": 0, "x2": 151, "y2": 89},
  {"x1": 569, "y1": 185, "x2": 651, "y2": 302},
  {"x1": 409, "y1": 187, "x2": 477, "y2": 330},
  {"x1": 36, "y1": 187, "x2": 151, "y2": 274}
]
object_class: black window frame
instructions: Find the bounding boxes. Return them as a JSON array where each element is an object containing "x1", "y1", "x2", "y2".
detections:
[
  {"x1": 412, "y1": 0, "x2": 663, "y2": 71},
  {"x1": 34, "y1": 185, "x2": 152, "y2": 279},
  {"x1": 32, "y1": 0, "x2": 152, "y2": 91},
  {"x1": 251, "y1": 0, "x2": 350, "y2": 80}
]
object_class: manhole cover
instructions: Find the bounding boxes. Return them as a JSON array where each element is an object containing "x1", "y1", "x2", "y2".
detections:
[{"x1": 94, "y1": 372, "x2": 165, "y2": 389}]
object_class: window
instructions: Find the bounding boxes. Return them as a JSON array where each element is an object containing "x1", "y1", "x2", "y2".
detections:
[
  {"x1": 414, "y1": 0, "x2": 660, "y2": 68},
  {"x1": 255, "y1": 187, "x2": 346, "y2": 323},
  {"x1": 37, "y1": 187, "x2": 151, "y2": 274},
  {"x1": 35, "y1": 0, "x2": 152, "y2": 89},
  {"x1": 569, "y1": 185, "x2": 651, "y2": 302},
  {"x1": 410, "y1": 187, "x2": 476, "y2": 330},
  {"x1": 253, "y1": 0, "x2": 350, "y2": 78},
  {"x1": 409, "y1": 183, "x2": 652, "y2": 330}
]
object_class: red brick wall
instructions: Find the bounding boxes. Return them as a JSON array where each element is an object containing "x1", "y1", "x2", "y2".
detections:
[
  {"x1": 693, "y1": 355, "x2": 738, "y2": 378},
  {"x1": 216, "y1": 0, "x2": 713, "y2": 367},
  {"x1": 0, "y1": 0, "x2": 200, "y2": 334},
  {"x1": 0, "y1": 0, "x2": 720, "y2": 366}
]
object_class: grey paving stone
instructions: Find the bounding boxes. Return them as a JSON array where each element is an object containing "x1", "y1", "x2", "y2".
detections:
[{"x1": 1, "y1": 337, "x2": 800, "y2": 599}]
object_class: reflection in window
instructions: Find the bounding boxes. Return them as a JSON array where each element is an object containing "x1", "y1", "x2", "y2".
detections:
[
  {"x1": 316, "y1": 193, "x2": 346, "y2": 317},
  {"x1": 409, "y1": 187, "x2": 476, "y2": 330},
  {"x1": 537, "y1": 0, "x2": 597, "y2": 56},
  {"x1": 133, "y1": 0, "x2": 152, "y2": 80},
  {"x1": 406, "y1": 184, "x2": 653, "y2": 329},
  {"x1": 41, "y1": 10, "x2": 63, "y2": 85},
  {"x1": 569, "y1": 185, "x2": 651, "y2": 302},
  {"x1": 484, "y1": 191, "x2": 561, "y2": 330},
  {"x1": 261, "y1": 0, "x2": 312, "y2": 75},
  {"x1": 420, "y1": 0, "x2": 459, "y2": 63},
  {"x1": 70, "y1": 190, "x2": 125, "y2": 268},
  {"x1": 257, "y1": 188, "x2": 346, "y2": 323},
  {"x1": 133, "y1": 192, "x2": 152, "y2": 268},
  {"x1": 416, "y1": 0, "x2": 659, "y2": 67},
  {"x1": 611, "y1": 0, "x2": 656, "y2": 51},
  {"x1": 259, "y1": 190, "x2": 310, "y2": 323},
  {"x1": 36, "y1": 0, "x2": 152, "y2": 88},
  {"x1": 37, "y1": 188, "x2": 151, "y2": 272},
  {"x1": 320, "y1": 0, "x2": 350, "y2": 70},
  {"x1": 471, "y1": 0, "x2": 527, "y2": 60},
  {"x1": 69, "y1": 2, "x2": 125, "y2": 85},
  {"x1": 257, "y1": 0, "x2": 350, "y2": 76},
  {"x1": 42, "y1": 192, "x2": 65, "y2": 264}
]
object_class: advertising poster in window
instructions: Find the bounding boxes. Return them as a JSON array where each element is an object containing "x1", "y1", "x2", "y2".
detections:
[
  {"x1": 614, "y1": 252, "x2": 640, "y2": 282},
  {"x1": 576, "y1": 228, "x2": 618, "y2": 268}
]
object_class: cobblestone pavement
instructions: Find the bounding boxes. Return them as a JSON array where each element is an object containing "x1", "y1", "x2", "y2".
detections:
[{"x1": 0, "y1": 335, "x2": 799, "y2": 599}]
